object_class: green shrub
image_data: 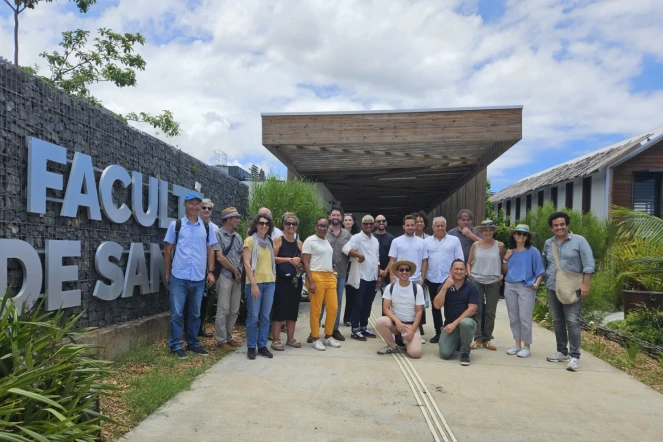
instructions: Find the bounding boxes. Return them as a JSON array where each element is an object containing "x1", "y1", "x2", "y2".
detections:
[
  {"x1": 0, "y1": 289, "x2": 115, "y2": 439},
  {"x1": 607, "y1": 307, "x2": 663, "y2": 346},
  {"x1": 582, "y1": 268, "x2": 620, "y2": 322}
]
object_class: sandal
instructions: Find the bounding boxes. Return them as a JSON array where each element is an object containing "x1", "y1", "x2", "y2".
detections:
[
  {"x1": 271, "y1": 340, "x2": 285, "y2": 351},
  {"x1": 286, "y1": 339, "x2": 302, "y2": 348}
]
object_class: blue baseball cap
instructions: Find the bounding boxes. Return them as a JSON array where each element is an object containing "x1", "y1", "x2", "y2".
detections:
[{"x1": 184, "y1": 191, "x2": 203, "y2": 202}]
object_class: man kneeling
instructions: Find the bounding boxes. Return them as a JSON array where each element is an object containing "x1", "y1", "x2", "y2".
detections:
[
  {"x1": 433, "y1": 259, "x2": 479, "y2": 366},
  {"x1": 375, "y1": 260, "x2": 424, "y2": 358}
]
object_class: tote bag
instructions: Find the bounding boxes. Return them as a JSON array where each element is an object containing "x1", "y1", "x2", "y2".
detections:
[{"x1": 552, "y1": 242, "x2": 583, "y2": 305}]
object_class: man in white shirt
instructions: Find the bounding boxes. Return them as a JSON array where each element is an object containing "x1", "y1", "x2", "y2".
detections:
[
  {"x1": 421, "y1": 216, "x2": 464, "y2": 344},
  {"x1": 375, "y1": 260, "x2": 424, "y2": 358},
  {"x1": 343, "y1": 215, "x2": 381, "y2": 341},
  {"x1": 388, "y1": 214, "x2": 428, "y2": 343}
]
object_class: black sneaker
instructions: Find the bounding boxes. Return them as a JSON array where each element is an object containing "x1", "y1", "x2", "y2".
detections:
[
  {"x1": 460, "y1": 353, "x2": 471, "y2": 366},
  {"x1": 247, "y1": 348, "x2": 256, "y2": 360},
  {"x1": 430, "y1": 332, "x2": 441, "y2": 344},
  {"x1": 173, "y1": 349, "x2": 187, "y2": 359},
  {"x1": 258, "y1": 347, "x2": 274, "y2": 358},
  {"x1": 187, "y1": 346, "x2": 209, "y2": 356},
  {"x1": 361, "y1": 329, "x2": 377, "y2": 338},
  {"x1": 351, "y1": 331, "x2": 367, "y2": 341}
]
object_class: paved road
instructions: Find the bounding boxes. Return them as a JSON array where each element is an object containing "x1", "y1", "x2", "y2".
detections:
[{"x1": 122, "y1": 297, "x2": 663, "y2": 441}]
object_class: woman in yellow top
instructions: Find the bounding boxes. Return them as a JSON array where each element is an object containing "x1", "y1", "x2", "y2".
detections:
[{"x1": 243, "y1": 214, "x2": 277, "y2": 360}]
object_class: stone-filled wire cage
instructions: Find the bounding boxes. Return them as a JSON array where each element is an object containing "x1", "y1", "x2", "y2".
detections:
[{"x1": 0, "y1": 62, "x2": 248, "y2": 327}]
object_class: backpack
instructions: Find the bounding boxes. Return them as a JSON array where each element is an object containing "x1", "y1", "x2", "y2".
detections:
[
  {"x1": 174, "y1": 218, "x2": 211, "y2": 249},
  {"x1": 389, "y1": 282, "x2": 418, "y2": 298}
]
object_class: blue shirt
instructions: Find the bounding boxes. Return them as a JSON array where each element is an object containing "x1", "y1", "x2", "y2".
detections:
[
  {"x1": 164, "y1": 217, "x2": 218, "y2": 281},
  {"x1": 505, "y1": 247, "x2": 545, "y2": 287},
  {"x1": 542, "y1": 232, "x2": 595, "y2": 290}
]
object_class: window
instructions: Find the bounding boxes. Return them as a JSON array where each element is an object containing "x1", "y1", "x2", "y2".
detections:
[
  {"x1": 565, "y1": 182, "x2": 574, "y2": 209},
  {"x1": 538, "y1": 190, "x2": 544, "y2": 207},
  {"x1": 551, "y1": 187, "x2": 558, "y2": 208},
  {"x1": 582, "y1": 176, "x2": 592, "y2": 214},
  {"x1": 515, "y1": 197, "x2": 521, "y2": 221},
  {"x1": 633, "y1": 173, "x2": 662, "y2": 217},
  {"x1": 506, "y1": 200, "x2": 511, "y2": 225},
  {"x1": 526, "y1": 194, "x2": 532, "y2": 213},
  {"x1": 497, "y1": 202, "x2": 503, "y2": 217}
]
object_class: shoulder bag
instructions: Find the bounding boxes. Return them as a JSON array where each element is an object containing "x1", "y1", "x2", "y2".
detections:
[{"x1": 552, "y1": 241, "x2": 583, "y2": 305}]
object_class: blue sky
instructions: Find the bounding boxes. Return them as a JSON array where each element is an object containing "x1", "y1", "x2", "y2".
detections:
[{"x1": 1, "y1": 0, "x2": 662, "y2": 193}]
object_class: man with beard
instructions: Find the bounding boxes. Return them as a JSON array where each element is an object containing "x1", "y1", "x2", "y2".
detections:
[{"x1": 374, "y1": 214, "x2": 395, "y2": 295}]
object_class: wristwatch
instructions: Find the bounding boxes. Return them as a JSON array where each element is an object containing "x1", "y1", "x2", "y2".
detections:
[{"x1": 502, "y1": 259, "x2": 509, "y2": 264}]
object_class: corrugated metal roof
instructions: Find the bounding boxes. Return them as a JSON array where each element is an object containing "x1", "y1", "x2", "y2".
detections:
[{"x1": 490, "y1": 125, "x2": 663, "y2": 202}]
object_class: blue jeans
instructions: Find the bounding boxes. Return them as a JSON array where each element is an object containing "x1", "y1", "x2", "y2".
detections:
[
  {"x1": 245, "y1": 282, "x2": 275, "y2": 349},
  {"x1": 320, "y1": 276, "x2": 346, "y2": 330},
  {"x1": 351, "y1": 279, "x2": 378, "y2": 330},
  {"x1": 169, "y1": 276, "x2": 205, "y2": 351}
]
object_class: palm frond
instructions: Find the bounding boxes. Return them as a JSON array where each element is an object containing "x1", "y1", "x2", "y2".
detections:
[{"x1": 612, "y1": 206, "x2": 663, "y2": 244}]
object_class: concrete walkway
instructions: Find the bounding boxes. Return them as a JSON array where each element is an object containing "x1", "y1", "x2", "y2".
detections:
[{"x1": 122, "y1": 298, "x2": 663, "y2": 441}]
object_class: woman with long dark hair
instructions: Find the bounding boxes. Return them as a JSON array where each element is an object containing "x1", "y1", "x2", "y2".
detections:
[
  {"x1": 503, "y1": 224, "x2": 544, "y2": 358},
  {"x1": 243, "y1": 214, "x2": 276, "y2": 360},
  {"x1": 270, "y1": 213, "x2": 304, "y2": 350},
  {"x1": 344, "y1": 214, "x2": 360, "y2": 235}
]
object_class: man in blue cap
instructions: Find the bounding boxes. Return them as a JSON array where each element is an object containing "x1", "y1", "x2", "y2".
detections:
[{"x1": 163, "y1": 191, "x2": 218, "y2": 359}]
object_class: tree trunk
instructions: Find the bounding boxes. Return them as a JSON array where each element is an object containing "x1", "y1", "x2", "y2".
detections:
[{"x1": 14, "y1": 8, "x2": 19, "y2": 66}]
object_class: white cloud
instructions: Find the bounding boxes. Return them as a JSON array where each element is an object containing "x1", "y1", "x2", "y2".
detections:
[{"x1": 1, "y1": 0, "x2": 662, "y2": 184}]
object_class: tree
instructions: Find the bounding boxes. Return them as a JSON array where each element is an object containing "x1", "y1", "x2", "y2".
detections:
[
  {"x1": 485, "y1": 178, "x2": 510, "y2": 244},
  {"x1": 32, "y1": 28, "x2": 181, "y2": 137},
  {"x1": 2, "y1": 0, "x2": 96, "y2": 66}
]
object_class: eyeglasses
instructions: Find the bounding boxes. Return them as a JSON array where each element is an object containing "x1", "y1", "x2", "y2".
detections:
[
  {"x1": 201, "y1": 207, "x2": 212, "y2": 211},
  {"x1": 397, "y1": 267, "x2": 411, "y2": 273},
  {"x1": 316, "y1": 224, "x2": 329, "y2": 229},
  {"x1": 258, "y1": 221, "x2": 271, "y2": 226},
  {"x1": 284, "y1": 222, "x2": 298, "y2": 227},
  {"x1": 362, "y1": 222, "x2": 374, "y2": 226},
  {"x1": 514, "y1": 231, "x2": 529, "y2": 236},
  {"x1": 375, "y1": 220, "x2": 387, "y2": 223}
]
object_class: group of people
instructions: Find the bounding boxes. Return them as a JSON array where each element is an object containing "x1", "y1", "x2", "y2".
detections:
[{"x1": 163, "y1": 193, "x2": 595, "y2": 371}]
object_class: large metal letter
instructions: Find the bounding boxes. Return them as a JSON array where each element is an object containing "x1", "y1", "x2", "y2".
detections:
[
  {"x1": 93, "y1": 242, "x2": 125, "y2": 301},
  {"x1": 131, "y1": 172, "x2": 159, "y2": 227},
  {"x1": 171, "y1": 184, "x2": 190, "y2": 219},
  {"x1": 60, "y1": 152, "x2": 102, "y2": 220},
  {"x1": 26, "y1": 137, "x2": 67, "y2": 214},
  {"x1": 0, "y1": 239, "x2": 43, "y2": 312},
  {"x1": 159, "y1": 180, "x2": 175, "y2": 228},
  {"x1": 45, "y1": 240, "x2": 81, "y2": 310},
  {"x1": 149, "y1": 243, "x2": 167, "y2": 292},
  {"x1": 99, "y1": 165, "x2": 132, "y2": 224},
  {"x1": 122, "y1": 243, "x2": 150, "y2": 297}
]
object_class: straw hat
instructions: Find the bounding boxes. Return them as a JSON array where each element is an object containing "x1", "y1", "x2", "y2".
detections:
[
  {"x1": 220, "y1": 207, "x2": 240, "y2": 219},
  {"x1": 507, "y1": 224, "x2": 534, "y2": 236},
  {"x1": 390, "y1": 260, "x2": 417, "y2": 276},
  {"x1": 476, "y1": 219, "x2": 498, "y2": 233}
]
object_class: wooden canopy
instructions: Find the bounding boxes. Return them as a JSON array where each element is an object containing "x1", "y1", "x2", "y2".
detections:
[{"x1": 262, "y1": 106, "x2": 522, "y2": 220}]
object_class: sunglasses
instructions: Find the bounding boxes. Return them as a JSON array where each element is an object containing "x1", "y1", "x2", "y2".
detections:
[
  {"x1": 397, "y1": 267, "x2": 411, "y2": 273},
  {"x1": 375, "y1": 220, "x2": 387, "y2": 223},
  {"x1": 284, "y1": 221, "x2": 298, "y2": 227},
  {"x1": 316, "y1": 224, "x2": 329, "y2": 229},
  {"x1": 514, "y1": 231, "x2": 529, "y2": 236},
  {"x1": 258, "y1": 221, "x2": 271, "y2": 226},
  {"x1": 201, "y1": 206, "x2": 212, "y2": 211},
  {"x1": 362, "y1": 222, "x2": 374, "y2": 226}
]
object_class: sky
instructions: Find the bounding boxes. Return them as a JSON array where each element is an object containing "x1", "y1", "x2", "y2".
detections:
[{"x1": 1, "y1": 0, "x2": 662, "y2": 192}]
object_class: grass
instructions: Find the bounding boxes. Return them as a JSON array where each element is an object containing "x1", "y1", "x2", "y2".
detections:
[
  {"x1": 101, "y1": 324, "x2": 245, "y2": 441},
  {"x1": 582, "y1": 330, "x2": 663, "y2": 394}
]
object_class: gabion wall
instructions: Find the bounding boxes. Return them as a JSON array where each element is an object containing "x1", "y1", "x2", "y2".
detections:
[{"x1": 0, "y1": 63, "x2": 248, "y2": 327}]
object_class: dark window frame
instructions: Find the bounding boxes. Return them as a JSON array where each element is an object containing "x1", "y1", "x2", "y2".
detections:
[
  {"x1": 537, "y1": 190, "x2": 544, "y2": 207},
  {"x1": 551, "y1": 187, "x2": 558, "y2": 208},
  {"x1": 515, "y1": 197, "x2": 521, "y2": 221},
  {"x1": 582, "y1": 176, "x2": 592, "y2": 214},
  {"x1": 526, "y1": 194, "x2": 532, "y2": 213},
  {"x1": 506, "y1": 200, "x2": 512, "y2": 225},
  {"x1": 565, "y1": 182, "x2": 574, "y2": 209},
  {"x1": 633, "y1": 172, "x2": 662, "y2": 217}
]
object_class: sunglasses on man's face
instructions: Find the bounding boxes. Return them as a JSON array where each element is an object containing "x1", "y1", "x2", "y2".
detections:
[
  {"x1": 376, "y1": 220, "x2": 387, "y2": 224},
  {"x1": 316, "y1": 224, "x2": 329, "y2": 229},
  {"x1": 201, "y1": 206, "x2": 212, "y2": 211},
  {"x1": 258, "y1": 221, "x2": 271, "y2": 226},
  {"x1": 362, "y1": 222, "x2": 374, "y2": 226},
  {"x1": 284, "y1": 221, "x2": 298, "y2": 227},
  {"x1": 397, "y1": 267, "x2": 411, "y2": 273}
]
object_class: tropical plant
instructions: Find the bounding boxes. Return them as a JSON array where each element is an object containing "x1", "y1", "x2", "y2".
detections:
[
  {"x1": 486, "y1": 179, "x2": 511, "y2": 244},
  {"x1": 608, "y1": 306, "x2": 663, "y2": 346},
  {"x1": 622, "y1": 339, "x2": 639, "y2": 368},
  {"x1": 0, "y1": 288, "x2": 115, "y2": 439},
  {"x1": 612, "y1": 207, "x2": 663, "y2": 292},
  {"x1": 244, "y1": 176, "x2": 328, "y2": 240}
]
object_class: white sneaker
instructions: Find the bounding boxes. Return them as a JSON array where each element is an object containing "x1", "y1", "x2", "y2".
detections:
[
  {"x1": 567, "y1": 357, "x2": 580, "y2": 372},
  {"x1": 421, "y1": 338, "x2": 426, "y2": 344},
  {"x1": 546, "y1": 351, "x2": 570, "y2": 363},
  {"x1": 506, "y1": 345, "x2": 521, "y2": 355},
  {"x1": 517, "y1": 347, "x2": 531, "y2": 358},
  {"x1": 325, "y1": 337, "x2": 341, "y2": 348},
  {"x1": 313, "y1": 339, "x2": 326, "y2": 351}
]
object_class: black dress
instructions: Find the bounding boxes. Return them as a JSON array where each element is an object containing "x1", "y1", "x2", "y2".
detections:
[{"x1": 271, "y1": 236, "x2": 303, "y2": 322}]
